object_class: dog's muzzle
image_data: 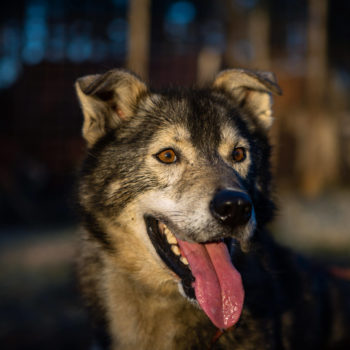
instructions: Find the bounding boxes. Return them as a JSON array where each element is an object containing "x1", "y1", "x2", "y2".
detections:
[{"x1": 210, "y1": 189, "x2": 252, "y2": 228}]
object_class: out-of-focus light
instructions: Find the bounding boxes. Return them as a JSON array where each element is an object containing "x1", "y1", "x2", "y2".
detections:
[
  {"x1": 46, "y1": 24, "x2": 65, "y2": 62},
  {"x1": 22, "y1": 41, "x2": 46, "y2": 65},
  {"x1": 166, "y1": 1, "x2": 196, "y2": 25},
  {"x1": 200, "y1": 21, "x2": 225, "y2": 51},
  {"x1": 0, "y1": 57, "x2": 21, "y2": 89},
  {"x1": 3, "y1": 26, "x2": 21, "y2": 56},
  {"x1": 24, "y1": 18, "x2": 47, "y2": 39},
  {"x1": 67, "y1": 36, "x2": 93, "y2": 62},
  {"x1": 164, "y1": 1, "x2": 196, "y2": 43},
  {"x1": 107, "y1": 18, "x2": 128, "y2": 55},
  {"x1": 1, "y1": 25, "x2": 22, "y2": 87},
  {"x1": 91, "y1": 39, "x2": 109, "y2": 62},
  {"x1": 107, "y1": 18, "x2": 128, "y2": 41},
  {"x1": 26, "y1": 2, "x2": 46, "y2": 18},
  {"x1": 22, "y1": 1, "x2": 48, "y2": 65}
]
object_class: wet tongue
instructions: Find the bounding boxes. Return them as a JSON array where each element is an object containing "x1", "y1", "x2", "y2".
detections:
[{"x1": 177, "y1": 240, "x2": 244, "y2": 329}]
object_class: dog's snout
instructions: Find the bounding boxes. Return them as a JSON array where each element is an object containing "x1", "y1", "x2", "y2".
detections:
[{"x1": 210, "y1": 190, "x2": 252, "y2": 228}]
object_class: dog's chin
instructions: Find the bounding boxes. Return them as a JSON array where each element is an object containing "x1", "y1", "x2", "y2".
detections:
[{"x1": 144, "y1": 215, "x2": 239, "y2": 301}]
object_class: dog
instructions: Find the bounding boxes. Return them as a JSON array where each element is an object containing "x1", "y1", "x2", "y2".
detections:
[{"x1": 75, "y1": 68, "x2": 350, "y2": 349}]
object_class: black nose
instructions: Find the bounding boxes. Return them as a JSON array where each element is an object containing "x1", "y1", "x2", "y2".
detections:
[{"x1": 210, "y1": 190, "x2": 252, "y2": 228}]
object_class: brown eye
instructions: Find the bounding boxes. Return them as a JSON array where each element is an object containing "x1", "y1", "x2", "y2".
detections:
[
  {"x1": 156, "y1": 149, "x2": 177, "y2": 164},
  {"x1": 232, "y1": 147, "x2": 246, "y2": 162}
]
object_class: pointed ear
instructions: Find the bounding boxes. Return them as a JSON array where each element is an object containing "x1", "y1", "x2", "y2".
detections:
[
  {"x1": 213, "y1": 69, "x2": 282, "y2": 130},
  {"x1": 75, "y1": 69, "x2": 148, "y2": 147}
]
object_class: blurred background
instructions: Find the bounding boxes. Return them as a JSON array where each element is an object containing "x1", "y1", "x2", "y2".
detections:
[{"x1": 0, "y1": 0, "x2": 349, "y2": 348}]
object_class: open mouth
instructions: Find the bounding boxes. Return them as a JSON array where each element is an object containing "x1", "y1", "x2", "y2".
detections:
[
  {"x1": 145, "y1": 216, "x2": 196, "y2": 298},
  {"x1": 145, "y1": 215, "x2": 245, "y2": 329}
]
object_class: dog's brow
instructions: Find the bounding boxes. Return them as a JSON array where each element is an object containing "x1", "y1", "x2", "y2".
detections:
[
  {"x1": 220, "y1": 125, "x2": 240, "y2": 143},
  {"x1": 173, "y1": 126, "x2": 191, "y2": 142}
]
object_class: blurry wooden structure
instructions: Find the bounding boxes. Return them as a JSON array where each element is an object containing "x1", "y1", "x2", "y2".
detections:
[
  {"x1": 295, "y1": 0, "x2": 339, "y2": 197},
  {"x1": 248, "y1": 6, "x2": 271, "y2": 70},
  {"x1": 223, "y1": 0, "x2": 271, "y2": 70},
  {"x1": 127, "y1": 0, "x2": 151, "y2": 80},
  {"x1": 197, "y1": 47, "x2": 222, "y2": 85}
]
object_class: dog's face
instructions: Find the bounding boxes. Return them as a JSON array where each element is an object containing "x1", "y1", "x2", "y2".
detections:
[{"x1": 76, "y1": 69, "x2": 281, "y2": 329}]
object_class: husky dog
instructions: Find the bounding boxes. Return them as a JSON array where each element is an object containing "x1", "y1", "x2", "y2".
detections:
[{"x1": 75, "y1": 69, "x2": 350, "y2": 349}]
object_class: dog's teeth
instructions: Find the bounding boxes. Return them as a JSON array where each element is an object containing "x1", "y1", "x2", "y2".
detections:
[
  {"x1": 166, "y1": 233, "x2": 177, "y2": 245},
  {"x1": 171, "y1": 245, "x2": 181, "y2": 256},
  {"x1": 180, "y1": 256, "x2": 189, "y2": 265},
  {"x1": 163, "y1": 226, "x2": 177, "y2": 244}
]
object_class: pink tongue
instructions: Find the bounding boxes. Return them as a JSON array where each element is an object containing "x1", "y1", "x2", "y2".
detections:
[{"x1": 177, "y1": 240, "x2": 244, "y2": 329}]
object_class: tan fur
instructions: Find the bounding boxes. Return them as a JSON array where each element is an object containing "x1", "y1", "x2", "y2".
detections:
[{"x1": 213, "y1": 68, "x2": 281, "y2": 130}]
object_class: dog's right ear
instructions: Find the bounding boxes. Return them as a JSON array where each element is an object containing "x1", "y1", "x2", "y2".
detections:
[
  {"x1": 75, "y1": 69, "x2": 147, "y2": 147},
  {"x1": 213, "y1": 69, "x2": 282, "y2": 130}
]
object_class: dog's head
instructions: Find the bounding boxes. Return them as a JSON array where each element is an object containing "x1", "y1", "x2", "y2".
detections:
[{"x1": 76, "y1": 68, "x2": 281, "y2": 329}]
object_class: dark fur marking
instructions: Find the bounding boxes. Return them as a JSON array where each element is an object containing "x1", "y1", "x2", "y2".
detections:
[{"x1": 83, "y1": 211, "x2": 114, "y2": 253}]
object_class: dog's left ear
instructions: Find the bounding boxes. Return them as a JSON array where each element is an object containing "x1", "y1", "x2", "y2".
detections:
[
  {"x1": 75, "y1": 69, "x2": 148, "y2": 147},
  {"x1": 213, "y1": 69, "x2": 282, "y2": 130}
]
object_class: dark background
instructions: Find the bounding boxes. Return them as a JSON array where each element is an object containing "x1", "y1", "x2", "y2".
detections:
[{"x1": 0, "y1": 0, "x2": 349, "y2": 348}]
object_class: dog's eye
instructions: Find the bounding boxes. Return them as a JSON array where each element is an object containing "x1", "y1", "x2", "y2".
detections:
[
  {"x1": 232, "y1": 147, "x2": 246, "y2": 162},
  {"x1": 156, "y1": 149, "x2": 177, "y2": 164}
]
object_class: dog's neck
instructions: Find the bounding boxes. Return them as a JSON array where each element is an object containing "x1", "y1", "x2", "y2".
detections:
[{"x1": 102, "y1": 255, "x2": 219, "y2": 349}]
